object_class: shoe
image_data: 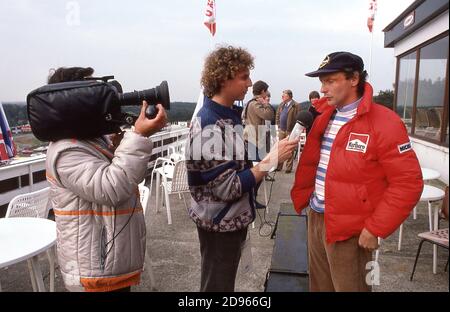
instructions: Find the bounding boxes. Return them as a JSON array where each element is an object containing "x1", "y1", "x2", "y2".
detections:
[
  {"x1": 255, "y1": 200, "x2": 266, "y2": 209},
  {"x1": 285, "y1": 170, "x2": 292, "y2": 174},
  {"x1": 265, "y1": 176, "x2": 275, "y2": 182}
]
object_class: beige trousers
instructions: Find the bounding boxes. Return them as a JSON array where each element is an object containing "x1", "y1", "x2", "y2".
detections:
[{"x1": 307, "y1": 209, "x2": 373, "y2": 292}]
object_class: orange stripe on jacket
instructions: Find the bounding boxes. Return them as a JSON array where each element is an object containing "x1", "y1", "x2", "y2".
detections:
[
  {"x1": 53, "y1": 207, "x2": 143, "y2": 216},
  {"x1": 80, "y1": 271, "x2": 141, "y2": 292},
  {"x1": 46, "y1": 172, "x2": 57, "y2": 184}
]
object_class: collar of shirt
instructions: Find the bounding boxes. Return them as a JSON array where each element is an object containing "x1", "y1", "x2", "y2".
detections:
[
  {"x1": 203, "y1": 96, "x2": 242, "y2": 124},
  {"x1": 283, "y1": 100, "x2": 293, "y2": 109},
  {"x1": 336, "y1": 97, "x2": 362, "y2": 113}
]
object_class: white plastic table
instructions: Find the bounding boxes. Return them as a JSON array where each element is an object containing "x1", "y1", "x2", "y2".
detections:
[
  {"x1": 411, "y1": 168, "x2": 441, "y2": 220},
  {"x1": 0, "y1": 217, "x2": 56, "y2": 291}
]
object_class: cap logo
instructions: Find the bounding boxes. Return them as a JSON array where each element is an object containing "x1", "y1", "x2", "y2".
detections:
[{"x1": 319, "y1": 56, "x2": 330, "y2": 69}]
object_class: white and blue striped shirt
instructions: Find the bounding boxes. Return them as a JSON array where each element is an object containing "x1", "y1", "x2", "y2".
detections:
[{"x1": 310, "y1": 98, "x2": 362, "y2": 213}]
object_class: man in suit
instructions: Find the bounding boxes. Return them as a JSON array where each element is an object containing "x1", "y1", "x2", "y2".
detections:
[{"x1": 275, "y1": 89, "x2": 299, "y2": 173}]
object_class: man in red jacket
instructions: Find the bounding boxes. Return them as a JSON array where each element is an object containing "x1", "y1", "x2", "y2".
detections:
[{"x1": 291, "y1": 52, "x2": 423, "y2": 291}]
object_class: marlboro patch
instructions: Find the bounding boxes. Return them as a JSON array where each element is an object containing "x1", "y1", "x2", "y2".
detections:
[
  {"x1": 398, "y1": 142, "x2": 412, "y2": 154},
  {"x1": 346, "y1": 133, "x2": 370, "y2": 153}
]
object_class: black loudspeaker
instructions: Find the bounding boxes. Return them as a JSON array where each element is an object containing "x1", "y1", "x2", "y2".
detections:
[{"x1": 264, "y1": 204, "x2": 309, "y2": 292}]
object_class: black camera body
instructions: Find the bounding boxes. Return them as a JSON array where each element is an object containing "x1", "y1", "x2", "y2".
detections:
[{"x1": 26, "y1": 77, "x2": 170, "y2": 141}]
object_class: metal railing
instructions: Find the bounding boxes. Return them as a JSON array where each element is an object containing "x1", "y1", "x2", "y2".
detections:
[{"x1": 0, "y1": 126, "x2": 189, "y2": 208}]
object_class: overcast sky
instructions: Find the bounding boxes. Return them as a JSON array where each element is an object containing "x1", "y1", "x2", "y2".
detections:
[{"x1": 0, "y1": 0, "x2": 415, "y2": 104}]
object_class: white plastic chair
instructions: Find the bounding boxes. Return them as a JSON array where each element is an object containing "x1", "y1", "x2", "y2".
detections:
[
  {"x1": 168, "y1": 139, "x2": 186, "y2": 156},
  {"x1": 138, "y1": 182, "x2": 156, "y2": 290},
  {"x1": 398, "y1": 185, "x2": 445, "y2": 248},
  {"x1": 375, "y1": 186, "x2": 446, "y2": 265},
  {"x1": 375, "y1": 168, "x2": 442, "y2": 264},
  {"x1": 138, "y1": 181, "x2": 150, "y2": 214},
  {"x1": 5, "y1": 187, "x2": 56, "y2": 292},
  {"x1": 149, "y1": 156, "x2": 172, "y2": 199},
  {"x1": 158, "y1": 159, "x2": 189, "y2": 225}
]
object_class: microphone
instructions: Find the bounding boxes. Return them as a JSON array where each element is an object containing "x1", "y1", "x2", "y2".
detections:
[
  {"x1": 288, "y1": 110, "x2": 314, "y2": 141},
  {"x1": 262, "y1": 110, "x2": 314, "y2": 173}
]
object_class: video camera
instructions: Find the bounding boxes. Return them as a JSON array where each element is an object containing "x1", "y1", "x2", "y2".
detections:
[{"x1": 26, "y1": 76, "x2": 170, "y2": 141}]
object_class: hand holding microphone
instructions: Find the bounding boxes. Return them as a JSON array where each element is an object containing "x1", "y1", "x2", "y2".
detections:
[
  {"x1": 252, "y1": 138, "x2": 299, "y2": 177},
  {"x1": 251, "y1": 110, "x2": 313, "y2": 180},
  {"x1": 288, "y1": 110, "x2": 314, "y2": 141}
]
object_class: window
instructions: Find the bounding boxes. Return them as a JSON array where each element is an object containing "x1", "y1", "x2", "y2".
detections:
[
  {"x1": 415, "y1": 36, "x2": 448, "y2": 142},
  {"x1": 396, "y1": 52, "x2": 417, "y2": 133},
  {"x1": 394, "y1": 33, "x2": 449, "y2": 146}
]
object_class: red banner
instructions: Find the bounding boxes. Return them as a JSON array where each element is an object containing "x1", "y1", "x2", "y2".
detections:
[
  {"x1": 367, "y1": 0, "x2": 377, "y2": 32},
  {"x1": 204, "y1": 0, "x2": 216, "y2": 36}
]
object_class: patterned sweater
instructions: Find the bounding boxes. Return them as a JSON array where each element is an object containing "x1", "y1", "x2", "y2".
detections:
[{"x1": 185, "y1": 96, "x2": 256, "y2": 232}]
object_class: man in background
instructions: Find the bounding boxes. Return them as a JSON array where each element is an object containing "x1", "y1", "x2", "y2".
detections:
[
  {"x1": 275, "y1": 89, "x2": 299, "y2": 173},
  {"x1": 242, "y1": 80, "x2": 274, "y2": 158},
  {"x1": 242, "y1": 80, "x2": 275, "y2": 208},
  {"x1": 308, "y1": 90, "x2": 322, "y2": 126}
]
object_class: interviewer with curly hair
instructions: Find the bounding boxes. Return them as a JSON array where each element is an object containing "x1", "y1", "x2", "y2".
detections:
[{"x1": 186, "y1": 46, "x2": 299, "y2": 292}]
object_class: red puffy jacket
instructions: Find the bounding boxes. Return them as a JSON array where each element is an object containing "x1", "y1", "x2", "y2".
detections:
[{"x1": 291, "y1": 83, "x2": 424, "y2": 243}]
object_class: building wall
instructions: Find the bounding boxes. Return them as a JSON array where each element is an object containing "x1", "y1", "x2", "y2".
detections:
[
  {"x1": 394, "y1": 10, "x2": 449, "y2": 57},
  {"x1": 394, "y1": 10, "x2": 449, "y2": 185},
  {"x1": 411, "y1": 137, "x2": 449, "y2": 184}
]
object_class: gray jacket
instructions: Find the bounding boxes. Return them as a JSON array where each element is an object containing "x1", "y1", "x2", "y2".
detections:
[{"x1": 46, "y1": 131, "x2": 151, "y2": 292}]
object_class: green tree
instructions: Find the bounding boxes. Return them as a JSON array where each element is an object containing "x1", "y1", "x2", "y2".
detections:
[
  {"x1": 373, "y1": 90, "x2": 394, "y2": 109},
  {"x1": 2, "y1": 102, "x2": 28, "y2": 127}
]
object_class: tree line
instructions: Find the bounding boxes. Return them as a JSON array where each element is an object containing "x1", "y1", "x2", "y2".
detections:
[
  {"x1": 2, "y1": 89, "x2": 395, "y2": 128},
  {"x1": 1, "y1": 102, "x2": 198, "y2": 127}
]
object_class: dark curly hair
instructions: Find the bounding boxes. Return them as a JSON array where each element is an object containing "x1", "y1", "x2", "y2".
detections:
[
  {"x1": 201, "y1": 45, "x2": 254, "y2": 98},
  {"x1": 48, "y1": 66, "x2": 94, "y2": 84}
]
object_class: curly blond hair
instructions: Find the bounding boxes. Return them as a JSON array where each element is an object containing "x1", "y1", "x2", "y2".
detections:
[{"x1": 201, "y1": 45, "x2": 254, "y2": 98}]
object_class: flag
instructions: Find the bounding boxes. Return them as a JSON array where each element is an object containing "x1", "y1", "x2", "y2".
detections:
[
  {"x1": 191, "y1": 91, "x2": 205, "y2": 124},
  {"x1": 0, "y1": 102, "x2": 17, "y2": 161},
  {"x1": 367, "y1": 0, "x2": 377, "y2": 32},
  {"x1": 204, "y1": 0, "x2": 216, "y2": 36}
]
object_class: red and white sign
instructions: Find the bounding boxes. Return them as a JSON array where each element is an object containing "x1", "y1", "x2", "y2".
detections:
[
  {"x1": 346, "y1": 133, "x2": 370, "y2": 154},
  {"x1": 404, "y1": 12, "x2": 415, "y2": 29},
  {"x1": 204, "y1": 0, "x2": 216, "y2": 36}
]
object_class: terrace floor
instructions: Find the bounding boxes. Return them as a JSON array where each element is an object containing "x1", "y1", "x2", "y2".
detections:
[{"x1": 1, "y1": 162, "x2": 448, "y2": 292}]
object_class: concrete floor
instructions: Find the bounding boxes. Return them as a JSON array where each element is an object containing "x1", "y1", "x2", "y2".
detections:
[{"x1": 1, "y1": 163, "x2": 448, "y2": 292}]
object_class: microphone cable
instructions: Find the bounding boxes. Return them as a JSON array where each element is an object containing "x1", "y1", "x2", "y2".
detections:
[
  {"x1": 101, "y1": 190, "x2": 138, "y2": 270},
  {"x1": 255, "y1": 171, "x2": 277, "y2": 237}
]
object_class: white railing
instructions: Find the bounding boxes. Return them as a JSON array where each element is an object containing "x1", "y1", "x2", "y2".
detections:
[
  {"x1": 0, "y1": 154, "x2": 48, "y2": 208},
  {"x1": 0, "y1": 126, "x2": 189, "y2": 208},
  {"x1": 149, "y1": 126, "x2": 189, "y2": 163}
]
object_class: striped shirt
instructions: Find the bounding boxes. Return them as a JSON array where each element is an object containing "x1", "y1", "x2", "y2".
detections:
[{"x1": 310, "y1": 98, "x2": 362, "y2": 213}]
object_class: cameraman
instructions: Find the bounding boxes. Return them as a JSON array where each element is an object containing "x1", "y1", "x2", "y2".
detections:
[{"x1": 45, "y1": 67, "x2": 167, "y2": 292}]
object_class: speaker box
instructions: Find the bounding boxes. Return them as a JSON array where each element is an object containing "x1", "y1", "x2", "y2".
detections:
[{"x1": 265, "y1": 204, "x2": 309, "y2": 292}]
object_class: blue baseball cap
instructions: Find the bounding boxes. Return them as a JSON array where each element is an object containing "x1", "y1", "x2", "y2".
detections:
[{"x1": 305, "y1": 52, "x2": 364, "y2": 77}]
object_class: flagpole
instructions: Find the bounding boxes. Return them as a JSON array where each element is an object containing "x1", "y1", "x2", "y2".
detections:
[
  {"x1": 368, "y1": 29, "x2": 374, "y2": 82},
  {"x1": 192, "y1": 0, "x2": 217, "y2": 124},
  {"x1": 367, "y1": 0, "x2": 377, "y2": 83}
]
